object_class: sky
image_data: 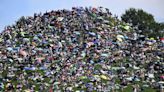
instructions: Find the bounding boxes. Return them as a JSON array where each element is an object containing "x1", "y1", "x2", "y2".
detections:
[{"x1": 0, "y1": 0, "x2": 164, "y2": 31}]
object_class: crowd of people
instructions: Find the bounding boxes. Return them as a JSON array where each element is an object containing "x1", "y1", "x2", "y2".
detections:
[{"x1": 0, "y1": 7, "x2": 164, "y2": 92}]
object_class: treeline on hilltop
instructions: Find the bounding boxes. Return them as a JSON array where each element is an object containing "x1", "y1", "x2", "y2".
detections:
[{"x1": 121, "y1": 8, "x2": 164, "y2": 38}]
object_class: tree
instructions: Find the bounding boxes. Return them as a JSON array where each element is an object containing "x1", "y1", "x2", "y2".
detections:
[{"x1": 121, "y1": 8, "x2": 163, "y2": 37}]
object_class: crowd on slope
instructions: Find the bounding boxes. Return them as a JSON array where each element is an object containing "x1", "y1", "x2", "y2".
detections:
[{"x1": 0, "y1": 7, "x2": 164, "y2": 92}]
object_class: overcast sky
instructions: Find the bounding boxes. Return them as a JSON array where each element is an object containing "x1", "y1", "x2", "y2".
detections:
[{"x1": 0, "y1": 0, "x2": 164, "y2": 31}]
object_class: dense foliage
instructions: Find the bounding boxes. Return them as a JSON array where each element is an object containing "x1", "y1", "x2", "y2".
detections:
[{"x1": 121, "y1": 8, "x2": 164, "y2": 38}]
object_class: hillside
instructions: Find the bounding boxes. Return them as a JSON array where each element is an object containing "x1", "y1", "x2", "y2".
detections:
[{"x1": 0, "y1": 7, "x2": 163, "y2": 91}]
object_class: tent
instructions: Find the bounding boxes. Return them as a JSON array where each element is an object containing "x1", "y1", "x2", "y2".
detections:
[
  {"x1": 100, "y1": 75, "x2": 110, "y2": 80},
  {"x1": 0, "y1": 37, "x2": 2, "y2": 42},
  {"x1": 160, "y1": 38, "x2": 164, "y2": 43},
  {"x1": 126, "y1": 77, "x2": 133, "y2": 81},
  {"x1": 57, "y1": 17, "x2": 64, "y2": 21},
  {"x1": 116, "y1": 35, "x2": 124, "y2": 42},
  {"x1": 160, "y1": 76, "x2": 164, "y2": 79},
  {"x1": 19, "y1": 49, "x2": 28, "y2": 57},
  {"x1": 148, "y1": 73, "x2": 154, "y2": 78},
  {"x1": 24, "y1": 67, "x2": 36, "y2": 71},
  {"x1": 120, "y1": 24, "x2": 130, "y2": 31},
  {"x1": 6, "y1": 47, "x2": 13, "y2": 52},
  {"x1": 101, "y1": 53, "x2": 109, "y2": 57}
]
